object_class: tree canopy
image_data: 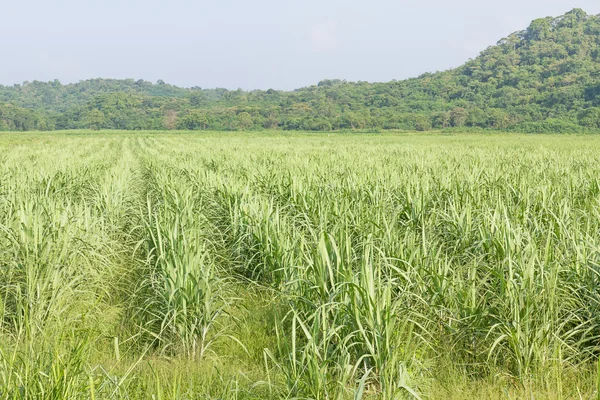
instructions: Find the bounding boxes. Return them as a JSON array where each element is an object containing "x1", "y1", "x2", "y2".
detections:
[{"x1": 2, "y1": 9, "x2": 600, "y2": 133}]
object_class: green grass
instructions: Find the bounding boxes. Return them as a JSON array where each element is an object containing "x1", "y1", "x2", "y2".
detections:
[{"x1": 1, "y1": 130, "x2": 600, "y2": 399}]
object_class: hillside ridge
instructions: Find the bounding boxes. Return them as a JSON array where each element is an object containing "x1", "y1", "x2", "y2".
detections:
[{"x1": 2, "y1": 8, "x2": 600, "y2": 132}]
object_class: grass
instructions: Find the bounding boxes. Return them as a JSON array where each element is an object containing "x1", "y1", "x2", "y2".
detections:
[{"x1": 1, "y1": 130, "x2": 600, "y2": 398}]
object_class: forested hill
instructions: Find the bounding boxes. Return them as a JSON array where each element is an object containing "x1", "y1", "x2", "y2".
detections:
[{"x1": 2, "y1": 8, "x2": 600, "y2": 133}]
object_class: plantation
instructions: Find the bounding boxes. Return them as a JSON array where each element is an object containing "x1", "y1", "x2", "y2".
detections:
[{"x1": 2, "y1": 130, "x2": 600, "y2": 399}]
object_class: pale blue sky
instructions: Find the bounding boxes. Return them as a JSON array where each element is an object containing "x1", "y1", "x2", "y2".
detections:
[{"x1": 3, "y1": 0, "x2": 600, "y2": 90}]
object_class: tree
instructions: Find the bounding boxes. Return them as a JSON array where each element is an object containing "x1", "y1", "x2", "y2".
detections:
[
  {"x1": 178, "y1": 111, "x2": 209, "y2": 130},
  {"x1": 235, "y1": 112, "x2": 254, "y2": 131},
  {"x1": 526, "y1": 18, "x2": 552, "y2": 41},
  {"x1": 164, "y1": 110, "x2": 178, "y2": 130},
  {"x1": 577, "y1": 108, "x2": 600, "y2": 128},
  {"x1": 86, "y1": 109, "x2": 105, "y2": 130},
  {"x1": 414, "y1": 115, "x2": 432, "y2": 131},
  {"x1": 450, "y1": 107, "x2": 468, "y2": 127}
]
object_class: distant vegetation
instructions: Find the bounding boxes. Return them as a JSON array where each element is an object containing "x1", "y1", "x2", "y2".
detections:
[{"x1": 2, "y1": 9, "x2": 600, "y2": 132}]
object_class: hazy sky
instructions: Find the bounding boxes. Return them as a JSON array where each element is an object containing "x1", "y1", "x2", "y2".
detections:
[{"x1": 3, "y1": 0, "x2": 600, "y2": 90}]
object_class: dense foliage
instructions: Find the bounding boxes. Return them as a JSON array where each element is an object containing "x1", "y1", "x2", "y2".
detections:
[
  {"x1": 2, "y1": 131, "x2": 600, "y2": 399},
  {"x1": 2, "y1": 9, "x2": 600, "y2": 132}
]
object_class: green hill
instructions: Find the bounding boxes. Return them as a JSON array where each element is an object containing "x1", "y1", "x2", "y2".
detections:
[{"x1": 2, "y1": 8, "x2": 600, "y2": 132}]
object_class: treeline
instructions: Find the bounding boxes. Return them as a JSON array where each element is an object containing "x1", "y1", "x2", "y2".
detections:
[{"x1": 2, "y1": 8, "x2": 600, "y2": 133}]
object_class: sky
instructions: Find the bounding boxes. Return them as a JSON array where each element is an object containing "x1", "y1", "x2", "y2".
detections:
[{"x1": 3, "y1": 0, "x2": 600, "y2": 90}]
